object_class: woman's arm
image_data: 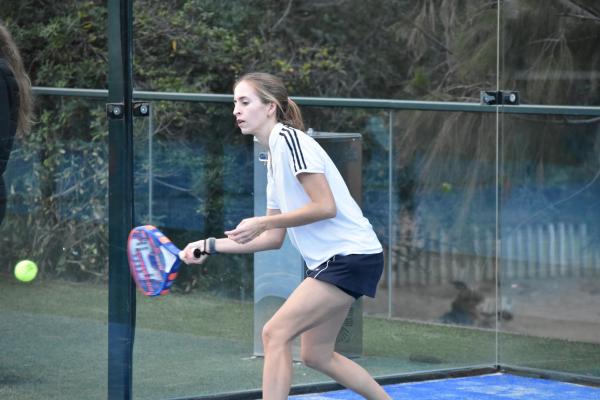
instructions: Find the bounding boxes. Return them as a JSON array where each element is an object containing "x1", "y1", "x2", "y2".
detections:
[
  {"x1": 225, "y1": 172, "x2": 336, "y2": 244},
  {"x1": 180, "y1": 172, "x2": 335, "y2": 263},
  {"x1": 180, "y1": 208, "x2": 286, "y2": 264}
]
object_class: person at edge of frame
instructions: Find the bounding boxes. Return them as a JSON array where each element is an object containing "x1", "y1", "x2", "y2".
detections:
[
  {"x1": 181, "y1": 72, "x2": 391, "y2": 400},
  {"x1": 0, "y1": 21, "x2": 33, "y2": 226}
]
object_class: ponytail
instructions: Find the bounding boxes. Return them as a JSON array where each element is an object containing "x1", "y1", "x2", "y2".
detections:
[{"x1": 280, "y1": 98, "x2": 304, "y2": 132}]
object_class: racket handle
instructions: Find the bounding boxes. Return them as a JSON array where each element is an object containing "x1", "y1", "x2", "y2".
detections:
[
  {"x1": 193, "y1": 248, "x2": 202, "y2": 259},
  {"x1": 178, "y1": 249, "x2": 203, "y2": 261}
]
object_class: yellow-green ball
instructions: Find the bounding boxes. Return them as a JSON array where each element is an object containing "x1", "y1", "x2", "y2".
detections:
[{"x1": 14, "y1": 260, "x2": 38, "y2": 282}]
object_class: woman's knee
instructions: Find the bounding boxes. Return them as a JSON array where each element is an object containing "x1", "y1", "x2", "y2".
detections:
[
  {"x1": 300, "y1": 347, "x2": 332, "y2": 371},
  {"x1": 261, "y1": 321, "x2": 274, "y2": 347},
  {"x1": 261, "y1": 321, "x2": 291, "y2": 350}
]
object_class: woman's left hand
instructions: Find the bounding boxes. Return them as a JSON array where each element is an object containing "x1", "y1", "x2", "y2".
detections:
[{"x1": 225, "y1": 217, "x2": 267, "y2": 244}]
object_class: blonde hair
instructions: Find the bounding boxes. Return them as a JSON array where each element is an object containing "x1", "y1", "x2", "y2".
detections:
[
  {"x1": 235, "y1": 72, "x2": 304, "y2": 131},
  {"x1": 0, "y1": 22, "x2": 33, "y2": 136}
]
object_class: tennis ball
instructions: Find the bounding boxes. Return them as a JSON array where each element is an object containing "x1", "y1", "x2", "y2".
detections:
[
  {"x1": 14, "y1": 260, "x2": 38, "y2": 282},
  {"x1": 441, "y1": 182, "x2": 453, "y2": 193}
]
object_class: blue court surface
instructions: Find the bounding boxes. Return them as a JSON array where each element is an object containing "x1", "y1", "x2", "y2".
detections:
[{"x1": 292, "y1": 373, "x2": 600, "y2": 400}]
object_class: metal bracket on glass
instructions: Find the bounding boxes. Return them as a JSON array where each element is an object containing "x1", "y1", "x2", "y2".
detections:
[
  {"x1": 106, "y1": 103, "x2": 124, "y2": 119},
  {"x1": 480, "y1": 90, "x2": 520, "y2": 106},
  {"x1": 106, "y1": 102, "x2": 150, "y2": 119},
  {"x1": 133, "y1": 102, "x2": 150, "y2": 117}
]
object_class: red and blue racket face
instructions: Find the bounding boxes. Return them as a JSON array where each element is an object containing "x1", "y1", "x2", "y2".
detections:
[{"x1": 127, "y1": 225, "x2": 182, "y2": 296}]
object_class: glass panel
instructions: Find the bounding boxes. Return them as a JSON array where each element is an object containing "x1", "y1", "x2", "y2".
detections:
[
  {"x1": 500, "y1": 1, "x2": 600, "y2": 106},
  {"x1": 0, "y1": 96, "x2": 109, "y2": 399},
  {"x1": 499, "y1": 0, "x2": 600, "y2": 378},
  {"x1": 498, "y1": 113, "x2": 600, "y2": 376},
  {"x1": 133, "y1": 103, "x2": 387, "y2": 398},
  {"x1": 130, "y1": 102, "x2": 501, "y2": 398},
  {"x1": 375, "y1": 109, "x2": 497, "y2": 368},
  {"x1": 131, "y1": 101, "x2": 256, "y2": 399}
]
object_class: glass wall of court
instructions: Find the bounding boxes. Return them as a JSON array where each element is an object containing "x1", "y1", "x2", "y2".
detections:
[{"x1": 0, "y1": 1, "x2": 599, "y2": 399}]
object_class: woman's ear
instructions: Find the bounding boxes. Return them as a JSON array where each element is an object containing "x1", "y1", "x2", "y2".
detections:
[{"x1": 267, "y1": 102, "x2": 277, "y2": 118}]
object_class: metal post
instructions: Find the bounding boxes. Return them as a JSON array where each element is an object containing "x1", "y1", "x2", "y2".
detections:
[
  {"x1": 107, "y1": 0, "x2": 136, "y2": 399},
  {"x1": 387, "y1": 111, "x2": 393, "y2": 318},
  {"x1": 148, "y1": 105, "x2": 154, "y2": 224}
]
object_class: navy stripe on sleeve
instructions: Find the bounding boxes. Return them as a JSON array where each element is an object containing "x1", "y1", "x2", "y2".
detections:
[
  {"x1": 281, "y1": 126, "x2": 307, "y2": 171},
  {"x1": 279, "y1": 131, "x2": 299, "y2": 172},
  {"x1": 289, "y1": 128, "x2": 307, "y2": 170}
]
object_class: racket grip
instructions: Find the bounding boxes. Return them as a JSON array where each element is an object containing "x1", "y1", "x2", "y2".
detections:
[{"x1": 193, "y1": 248, "x2": 202, "y2": 258}]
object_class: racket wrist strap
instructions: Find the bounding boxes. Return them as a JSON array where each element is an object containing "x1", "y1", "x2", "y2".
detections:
[{"x1": 207, "y1": 237, "x2": 217, "y2": 254}]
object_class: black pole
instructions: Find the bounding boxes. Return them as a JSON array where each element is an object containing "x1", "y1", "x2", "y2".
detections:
[{"x1": 107, "y1": 0, "x2": 136, "y2": 399}]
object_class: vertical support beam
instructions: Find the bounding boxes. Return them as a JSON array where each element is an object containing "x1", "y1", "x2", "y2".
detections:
[{"x1": 107, "y1": 0, "x2": 136, "y2": 399}]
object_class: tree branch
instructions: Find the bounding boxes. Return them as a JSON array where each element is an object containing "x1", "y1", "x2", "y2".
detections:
[
  {"x1": 272, "y1": 0, "x2": 294, "y2": 31},
  {"x1": 557, "y1": 0, "x2": 600, "y2": 23}
]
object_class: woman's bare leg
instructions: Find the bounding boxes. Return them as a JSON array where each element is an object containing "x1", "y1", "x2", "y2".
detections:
[
  {"x1": 300, "y1": 307, "x2": 391, "y2": 400},
  {"x1": 262, "y1": 278, "x2": 356, "y2": 400},
  {"x1": 261, "y1": 278, "x2": 390, "y2": 400}
]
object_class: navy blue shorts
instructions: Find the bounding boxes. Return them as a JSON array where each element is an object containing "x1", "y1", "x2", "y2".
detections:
[{"x1": 305, "y1": 252, "x2": 384, "y2": 299}]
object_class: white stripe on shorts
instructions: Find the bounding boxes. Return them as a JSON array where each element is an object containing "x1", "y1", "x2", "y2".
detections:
[{"x1": 312, "y1": 255, "x2": 336, "y2": 279}]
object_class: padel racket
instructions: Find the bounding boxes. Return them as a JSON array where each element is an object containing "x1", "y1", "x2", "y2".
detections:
[{"x1": 127, "y1": 225, "x2": 203, "y2": 296}]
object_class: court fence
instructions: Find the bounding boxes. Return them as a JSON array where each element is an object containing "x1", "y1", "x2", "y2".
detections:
[{"x1": 389, "y1": 220, "x2": 600, "y2": 287}]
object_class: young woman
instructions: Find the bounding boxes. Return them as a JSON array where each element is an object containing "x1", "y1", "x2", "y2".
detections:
[
  {"x1": 0, "y1": 22, "x2": 33, "y2": 225},
  {"x1": 181, "y1": 72, "x2": 390, "y2": 400}
]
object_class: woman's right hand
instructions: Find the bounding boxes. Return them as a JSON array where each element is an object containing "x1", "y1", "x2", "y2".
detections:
[{"x1": 180, "y1": 240, "x2": 210, "y2": 265}]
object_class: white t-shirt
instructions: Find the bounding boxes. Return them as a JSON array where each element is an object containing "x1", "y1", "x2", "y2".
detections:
[{"x1": 266, "y1": 123, "x2": 382, "y2": 270}]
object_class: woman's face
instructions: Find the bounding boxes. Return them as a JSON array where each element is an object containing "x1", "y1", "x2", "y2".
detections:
[{"x1": 233, "y1": 80, "x2": 275, "y2": 136}]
